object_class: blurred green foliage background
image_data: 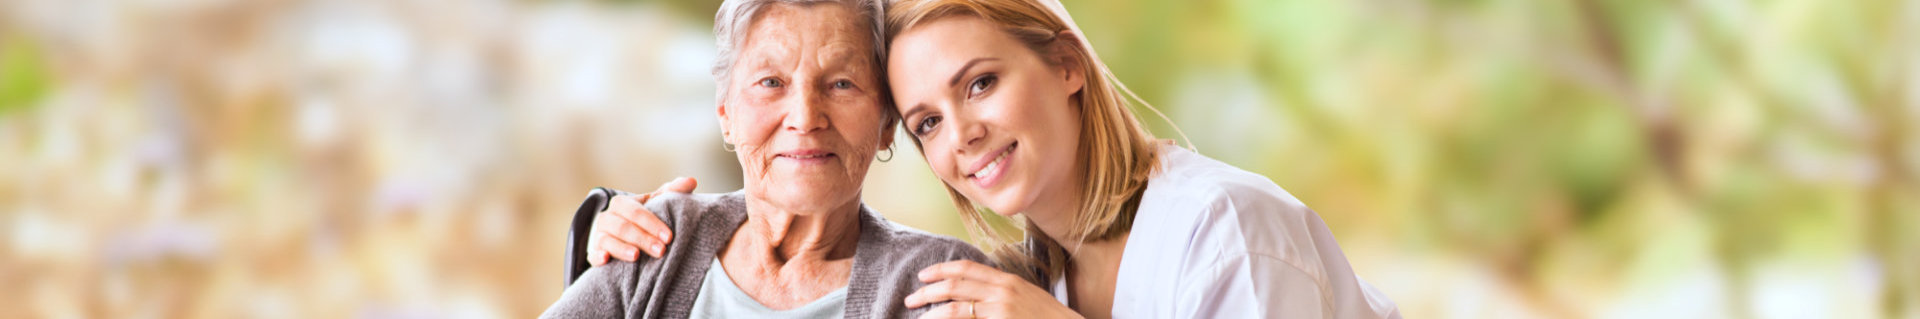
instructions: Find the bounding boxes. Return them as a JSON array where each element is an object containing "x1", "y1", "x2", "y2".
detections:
[{"x1": 0, "y1": 0, "x2": 1915, "y2": 318}]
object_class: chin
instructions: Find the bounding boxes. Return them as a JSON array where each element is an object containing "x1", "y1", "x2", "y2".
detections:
[
  {"x1": 963, "y1": 190, "x2": 1028, "y2": 217},
  {"x1": 989, "y1": 200, "x2": 1029, "y2": 217},
  {"x1": 763, "y1": 179, "x2": 859, "y2": 212}
]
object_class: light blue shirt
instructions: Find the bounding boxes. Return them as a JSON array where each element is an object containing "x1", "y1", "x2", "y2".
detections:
[{"x1": 689, "y1": 259, "x2": 848, "y2": 319}]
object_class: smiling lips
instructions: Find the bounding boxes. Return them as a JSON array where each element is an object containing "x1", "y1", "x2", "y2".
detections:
[
  {"x1": 966, "y1": 142, "x2": 1017, "y2": 188},
  {"x1": 776, "y1": 149, "x2": 838, "y2": 164}
]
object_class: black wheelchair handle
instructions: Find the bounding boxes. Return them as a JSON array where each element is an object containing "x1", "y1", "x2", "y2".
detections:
[{"x1": 563, "y1": 187, "x2": 631, "y2": 288}]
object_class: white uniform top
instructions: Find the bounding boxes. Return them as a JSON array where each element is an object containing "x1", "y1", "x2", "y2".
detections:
[{"x1": 1052, "y1": 145, "x2": 1401, "y2": 318}]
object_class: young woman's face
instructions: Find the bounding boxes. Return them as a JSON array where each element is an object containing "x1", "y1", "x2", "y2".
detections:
[{"x1": 887, "y1": 16, "x2": 1085, "y2": 217}]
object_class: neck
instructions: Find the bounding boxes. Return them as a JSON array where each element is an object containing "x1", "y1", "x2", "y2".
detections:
[
  {"x1": 732, "y1": 197, "x2": 863, "y2": 265},
  {"x1": 1024, "y1": 179, "x2": 1088, "y2": 248},
  {"x1": 718, "y1": 195, "x2": 864, "y2": 310},
  {"x1": 1025, "y1": 181, "x2": 1143, "y2": 263},
  {"x1": 1062, "y1": 232, "x2": 1126, "y2": 319}
]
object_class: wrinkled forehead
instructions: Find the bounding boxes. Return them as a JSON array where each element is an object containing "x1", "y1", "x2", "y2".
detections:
[{"x1": 735, "y1": 4, "x2": 877, "y2": 71}]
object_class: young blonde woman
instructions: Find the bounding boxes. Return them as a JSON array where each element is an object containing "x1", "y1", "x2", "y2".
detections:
[{"x1": 586, "y1": 0, "x2": 1401, "y2": 317}]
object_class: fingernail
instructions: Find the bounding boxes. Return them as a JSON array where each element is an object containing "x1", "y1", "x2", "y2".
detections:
[{"x1": 651, "y1": 244, "x2": 664, "y2": 254}]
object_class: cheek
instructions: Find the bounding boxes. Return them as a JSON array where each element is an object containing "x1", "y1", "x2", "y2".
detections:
[
  {"x1": 1020, "y1": 82, "x2": 1082, "y2": 142},
  {"x1": 834, "y1": 102, "x2": 884, "y2": 140},
  {"x1": 831, "y1": 104, "x2": 885, "y2": 149},
  {"x1": 724, "y1": 108, "x2": 780, "y2": 177},
  {"x1": 726, "y1": 107, "x2": 782, "y2": 144},
  {"x1": 735, "y1": 144, "x2": 772, "y2": 187},
  {"x1": 1004, "y1": 79, "x2": 1083, "y2": 172},
  {"x1": 921, "y1": 141, "x2": 964, "y2": 182}
]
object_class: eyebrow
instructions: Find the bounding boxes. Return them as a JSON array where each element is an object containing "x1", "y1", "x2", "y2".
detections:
[
  {"x1": 902, "y1": 104, "x2": 928, "y2": 126},
  {"x1": 903, "y1": 58, "x2": 1000, "y2": 125},
  {"x1": 948, "y1": 58, "x2": 998, "y2": 87}
]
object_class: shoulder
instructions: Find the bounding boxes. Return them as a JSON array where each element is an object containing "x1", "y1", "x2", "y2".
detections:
[
  {"x1": 580, "y1": 259, "x2": 644, "y2": 285},
  {"x1": 543, "y1": 261, "x2": 643, "y2": 318},
  {"x1": 641, "y1": 190, "x2": 748, "y2": 229},
  {"x1": 1146, "y1": 146, "x2": 1314, "y2": 226},
  {"x1": 1137, "y1": 146, "x2": 1327, "y2": 272},
  {"x1": 1133, "y1": 147, "x2": 1399, "y2": 318},
  {"x1": 844, "y1": 207, "x2": 990, "y2": 317},
  {"x1": 858, "y1": 210, "x2": 989, "y2": 266}
]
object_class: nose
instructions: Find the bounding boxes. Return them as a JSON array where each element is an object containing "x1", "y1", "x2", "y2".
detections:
[
  {"x1": 782, "y1": 85, "x2": 829, "y2": 134},
  {"x1": 946, "y1": 108, "x2": 987, "y2": 155}
]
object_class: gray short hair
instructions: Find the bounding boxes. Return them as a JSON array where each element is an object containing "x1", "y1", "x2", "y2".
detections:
[{"x1": 711, "y1": 0, "x2": 887, "y2": 104}]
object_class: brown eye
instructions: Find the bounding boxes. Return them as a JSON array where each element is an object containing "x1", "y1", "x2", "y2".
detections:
[
  {"x1": 914, "y1": 116, "x2": 942, "y2": 137},
  {"x1": 967, "y1": 75, "x2": 996, "y2": 97}
]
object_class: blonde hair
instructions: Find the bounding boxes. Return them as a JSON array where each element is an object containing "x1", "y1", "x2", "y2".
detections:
[{"x1": 886, "y1": 0, "x2": 1184, "y2": 285}]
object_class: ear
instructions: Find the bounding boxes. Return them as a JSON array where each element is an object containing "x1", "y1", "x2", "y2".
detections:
[
  {"x1": 872, "y1": 106, "x2": 897, "y2": 153},
  {"x1": 1048, "y1": 31, "x2": 1087, "y2": 97},
  {"x1": 878, "y1": 121, "x2": 896, "y2": 150},
  {"x1": 716, "y1": 102, "x2": 732, "y2": 144}
]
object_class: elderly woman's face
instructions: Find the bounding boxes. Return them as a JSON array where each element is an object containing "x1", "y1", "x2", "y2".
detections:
[{"x1": 721, "y1": 3, "x2": 888, "y2": 214}]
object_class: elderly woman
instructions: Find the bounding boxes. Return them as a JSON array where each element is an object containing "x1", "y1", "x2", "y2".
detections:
[{"x1": 538, "y1": 0, "x2": 987, "y2": 317}]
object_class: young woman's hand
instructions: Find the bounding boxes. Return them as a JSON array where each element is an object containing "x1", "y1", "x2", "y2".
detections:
[
  {"x1": 585, "y1": 177, "x2": 697, "y2": 266},
  {"x1": 906, "y1": 260, "x2": 1083, "y2": 319}
]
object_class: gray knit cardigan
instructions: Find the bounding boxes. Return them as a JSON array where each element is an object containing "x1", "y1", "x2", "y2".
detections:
[{"x1": 540, "y1": 191, "x2": 989, "y2": 318}]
